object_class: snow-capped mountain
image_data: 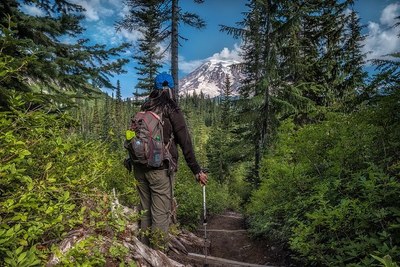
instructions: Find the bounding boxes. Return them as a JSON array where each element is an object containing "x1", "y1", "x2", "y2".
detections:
[{"x1": 179, "y1": 59, "x2": 243, "y2": 98}]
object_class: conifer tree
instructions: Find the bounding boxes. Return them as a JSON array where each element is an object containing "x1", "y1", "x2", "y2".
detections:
[
  {"x1": 118, "y1": 0, "x2": 205, "y2": 98},
  {"x1": 206, "y1": 126, "x2": 226, "y2": 183},
  {"x1": 206, "y1": 75, "x2": 235, "y2": 183},
  {"x1": 339, "y1": 9, "x2": 367, "y2": 108},
  {"x1": 168, "y1": 0, "x2": 206, "y2": 99},
  {"x1": 102, "y1": 93, "x2": 112, "y2": 141},
  {"x1": 288, "y1": 0, "x2": 363, "y2": 106},
  {"x1": 330, "y1": 1, "x2": 364, "y2": 102},
  {"x1": 369, "y1": 16, "x2": 400, "y2": 96},
  {"x1": 133, "y1": 87, "x2": 140, "y2": 102},
  {"x1": 171, "y1": 0, "x2": 179, "y2": 96},
  {"x1": 221, "y1": 0, "x2": 285, "y2": 182},
  {"x1": 220, "y1": 0, "x2": 365, "y2": 183},
  {"x1": 92, "y1": 98, "x2": 101, "y2": 137},
  {"x1": 117, "y1": 0, "x2": 163, "y2": 94},
  {"x1": 114, "y1": 80, "x2": 127, "y2": 145},
  {"x1": 115, "y1": 80, "x2": 123, "y2": 120},
  {"x1": 220, "y1": 75, "x2": 233, "y2": 130},
  {"x1": 0, "y1": 0, "x2": 129, "y2": 110}
]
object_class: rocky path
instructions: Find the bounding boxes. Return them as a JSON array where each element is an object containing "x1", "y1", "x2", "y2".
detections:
[{"x1": 171, "y1": 211, "x2": 288, "y2": 267}]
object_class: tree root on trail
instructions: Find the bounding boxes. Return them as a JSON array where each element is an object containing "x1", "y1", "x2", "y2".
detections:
[
  {"x1": 123, "y1": 237, "x2": 185, "y2": 267},
  {"x1": 172, "y1": 229, "x2": 210, "y2": 251}
]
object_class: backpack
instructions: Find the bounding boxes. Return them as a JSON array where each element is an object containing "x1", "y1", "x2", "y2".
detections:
[{"x1": 124, "y1": 110, "x2": 174, "y2": 169}]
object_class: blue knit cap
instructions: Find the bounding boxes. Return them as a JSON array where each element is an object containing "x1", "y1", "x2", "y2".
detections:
[{"x1": 154, "y1": 72, "x2": 174, "y2": 89}]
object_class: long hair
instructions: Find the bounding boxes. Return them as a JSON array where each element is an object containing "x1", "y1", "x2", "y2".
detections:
[{"x1": 141, "y1": 88, "x2": 178, "y2": 114}]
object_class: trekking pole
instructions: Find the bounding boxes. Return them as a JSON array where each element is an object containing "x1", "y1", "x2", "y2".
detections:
[{"x1": 203, "y1": 184, "x2": 208, "y2": 267}]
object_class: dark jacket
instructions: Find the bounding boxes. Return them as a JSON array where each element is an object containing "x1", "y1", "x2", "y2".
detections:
[{"x1": 141, "y1": 91, "x2": 201, "y2": 175}]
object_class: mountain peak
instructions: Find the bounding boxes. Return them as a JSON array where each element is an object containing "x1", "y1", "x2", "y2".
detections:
[{"x1": 179, "y1": 59, "x2": 242, "y2": 98}]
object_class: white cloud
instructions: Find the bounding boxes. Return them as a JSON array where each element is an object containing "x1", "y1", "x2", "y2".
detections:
[
  {"x1": 118, "y1": 28, "x2": 142, "y2": 43},
  {"x1": 380, "y1": 3, "x2": 400, "y2": 26},
  {"x1": 91, "y1": 23, "x2": 115, "y2": 43},
  {"x1": 208, "y1": 44, "x2": 242, "y2": 62},
  {"x1": 119, "y1": 5, "x2": 131, "y2": 18},
  {"x1": 362, "y1": 3, "x2": 400, "y2": 62},
  {"x1": 90, "y1": 21, "x2": 141, "y2": 45},
  {"x1": 21, "y1": 0, "x2": 121, "y2": 21},
  {"x1": 20, "y1": 4, "x2": 45, "y2": 17},
  {"x1": 179, "y1": 44, "x2": 242, "y2": 74},
  {"x1": 70, "y1": 0, "x2": 115, "y2": 21},
  {"x1": 107, "y1": 0, "x2": 123, "y2": 8}
]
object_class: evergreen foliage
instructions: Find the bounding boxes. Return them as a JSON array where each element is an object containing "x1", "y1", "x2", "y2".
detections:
[
  {"x1": 117, "y1": 0, "x2": 205, "y2": 98},
  {"x1": 168, "y1": 0, "x2": 206, "y2": 97},
  {"x1": 206, "y1": 76, "x2": 234, "y2": 183},
  {"x1": 0, "y1": 0, "x2": 129, "y2": 110},
  {"x1": 117, "y1": 0, "x2": 164, "y2": 93},
  {"x1": 368, "y1": 15, "x2": 400, "y2": 96}
]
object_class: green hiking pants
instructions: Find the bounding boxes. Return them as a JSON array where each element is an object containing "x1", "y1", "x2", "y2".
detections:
[{"x1": 133, "y1": 165, "x2": 174, "y2": 247}]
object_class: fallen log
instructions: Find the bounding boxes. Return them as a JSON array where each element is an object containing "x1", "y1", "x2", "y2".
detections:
[
  {"x1": 123, "y1": 237, "x2": 185, "y2": 267},
  {"x1": 175, "y1": 229, "x2": 210, "y2": 249},
  {"x1": 46, "y1": 228, "x2": 89, "y2": 267},
  {"x1": 46, "y1": 193, "x2": 189, "y2": 267}
]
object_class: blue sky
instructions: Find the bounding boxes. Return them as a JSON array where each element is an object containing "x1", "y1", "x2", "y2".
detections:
[{"x1": 21, "y1": 0, "x2": 400, "y2": 98}]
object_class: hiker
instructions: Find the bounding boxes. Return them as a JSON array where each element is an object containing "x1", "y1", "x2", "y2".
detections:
[{"x1": 130, "y1": 72, "x2": 208, "y2": 248}]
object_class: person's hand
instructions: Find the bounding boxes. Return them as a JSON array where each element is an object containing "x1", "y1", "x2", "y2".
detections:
[{"x1": 196, "y1": 171, "x2": 208, "y2": 186}]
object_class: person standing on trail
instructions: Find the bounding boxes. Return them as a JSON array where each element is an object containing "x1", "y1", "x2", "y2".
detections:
[{"x1": 129, "y1": 72, "x2": 208, "y2": 249}]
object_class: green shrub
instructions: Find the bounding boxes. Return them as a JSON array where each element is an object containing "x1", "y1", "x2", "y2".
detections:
[
  {"x1": 0, "y1": 99, "x2": 139, "y2": 265},
  {"x1": 228, "y1": 161, "x2": 253, "y2": 207},
  {"x1": 247, "y1": 94, "x2": 400, "y2": 266},
  {"x1": 174, "y1": 156, "x2": 239, "y2": 229},
  {"x1": 173, "y1": 113, "x2": 240, "y2": 229}
]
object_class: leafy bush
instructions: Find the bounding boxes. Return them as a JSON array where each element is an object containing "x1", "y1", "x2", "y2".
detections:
[
  {"x1": 247, "y1": 93, "x2": 400, "y2": 266},
  {"x1": 174, "y1": 151, "x2": 239, "y2": 230},
  {"x1": 172, "y1": 111, "x2": 240, "y2": 229},
  {"x1": 229, "y1": 161, "x2": 254, "y2": 207},
  {"x1": 0, "y1": 96, "x2": 139, "y2": 265}
]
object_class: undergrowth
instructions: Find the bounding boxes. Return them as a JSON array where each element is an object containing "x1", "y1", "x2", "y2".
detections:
[{"x1": 0, "y1": 96, "x2": 139, "y2": 266}]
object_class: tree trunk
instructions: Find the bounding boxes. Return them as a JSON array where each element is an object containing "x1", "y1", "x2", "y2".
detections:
[{"x1": 171, "y1": 0, "x2": 179, "y2": 102}]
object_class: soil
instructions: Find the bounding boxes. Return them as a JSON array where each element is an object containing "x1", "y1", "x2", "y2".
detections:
[{"x1": 170, "y1": 211, "x2": 291, "y2": 267}]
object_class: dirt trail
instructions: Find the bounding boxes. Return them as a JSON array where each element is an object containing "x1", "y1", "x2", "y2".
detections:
[{"x1": 171, "y1": 211, "x2": 289, "y2": 266}]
